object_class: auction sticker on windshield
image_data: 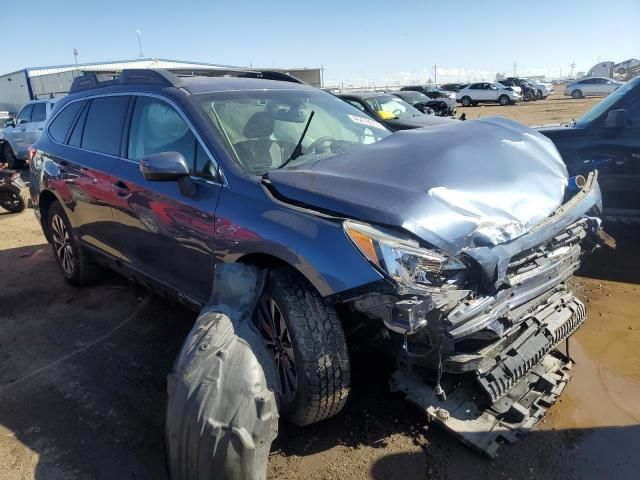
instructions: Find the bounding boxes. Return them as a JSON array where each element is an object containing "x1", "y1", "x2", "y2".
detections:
[{"x1": 348, "y1": 114, "x2": 386, "y2": 130}]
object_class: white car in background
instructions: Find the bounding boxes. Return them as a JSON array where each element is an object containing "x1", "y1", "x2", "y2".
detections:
[
  {"x1": 456, "y1": 82, "x2": 522, "y2": 106},
  {"x1": 564, "y1": 77, "x2": 623, "y2": 98}
]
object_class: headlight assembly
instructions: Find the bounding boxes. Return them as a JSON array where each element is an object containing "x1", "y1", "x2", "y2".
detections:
[{"x1": 344, "y1": 220, "x2": 466, "y2": 294}]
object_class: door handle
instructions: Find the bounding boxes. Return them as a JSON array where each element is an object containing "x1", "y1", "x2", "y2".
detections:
[{"x1": 37, "y1": 127, "x2": 43, "y2": 131}]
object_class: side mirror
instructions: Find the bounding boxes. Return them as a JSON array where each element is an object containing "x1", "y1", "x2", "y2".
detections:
[
  {"x1": 604, "y1": 109, "x2": 627, "y2": 129},
  {"x1": 140, "y1": 152, "x2": 196, "y2": 197},
  {"x1": 140, "y1": 151, "x2": 190, "y2": 181}
]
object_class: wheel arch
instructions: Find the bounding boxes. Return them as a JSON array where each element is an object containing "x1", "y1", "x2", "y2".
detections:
[{"x1": 38, "y1": 189, "x2": 61, "y2": 243}]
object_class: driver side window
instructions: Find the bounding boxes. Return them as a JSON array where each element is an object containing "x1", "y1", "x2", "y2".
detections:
[
  {"x1": 128, "y1": 96, "x2": 217, "y2": 181},
  {"x1": 17, "y1": 104, "x2": 34, "y2": 124}
]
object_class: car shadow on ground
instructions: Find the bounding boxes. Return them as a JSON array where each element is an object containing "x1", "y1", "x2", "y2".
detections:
[
  {"x1": 0, "y1": 243, "x2": 194, "y2": 479},
  {"x1": 369, "y1": 424, "x2": 640, "y2": 480}
]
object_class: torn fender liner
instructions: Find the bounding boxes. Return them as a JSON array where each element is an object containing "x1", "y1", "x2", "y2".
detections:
[
  {"x1": 391, "y1": 351, "x2": 572, "y2": 458},
  {"x1": 165, "y1": 264, "x2": 279, "y2": 480}
]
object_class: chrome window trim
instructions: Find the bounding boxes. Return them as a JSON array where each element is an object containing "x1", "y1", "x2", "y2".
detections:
[{"x1": 47, "y1": 91, "x2": 227, "y2": 187}]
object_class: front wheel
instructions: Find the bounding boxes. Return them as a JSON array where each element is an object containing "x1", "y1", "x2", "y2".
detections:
[
  {"x1": 572, "y1": 89, "x2": 583, "y2": 99},
  {"x1": 498, "y1": 94, "x2": 510, "y2": 105},
  {"x1": 460, "y1": 96, "x2": 472, "y2": 107},
  {"x1": 252, "y1": 267, "x2": 350, "y2": 426},
  {"x1": 523, "y1": 91, "x2": 533, "y2": 102},
  {"x1": 47, "y1": 202, "x2": 102, "y2": 285}
]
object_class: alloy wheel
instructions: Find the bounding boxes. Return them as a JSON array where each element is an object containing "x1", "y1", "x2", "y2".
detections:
[
  {"x1": 51, "y1": 214, "x2": 74, "y2": 274},
  {"x1": 254, "y1": 295, "x2": 298, "y2": 402}
]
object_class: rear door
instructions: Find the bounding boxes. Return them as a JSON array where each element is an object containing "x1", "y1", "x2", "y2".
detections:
[
  {"x1": 26, "y1": 102, "x2": 47, "y2": 148},
  {"x1": 48, "y1": 95, "x2": 131, "y2": 257},
  {"x1": 110, "y1": 94, "x2": 222, "y2": 304}
]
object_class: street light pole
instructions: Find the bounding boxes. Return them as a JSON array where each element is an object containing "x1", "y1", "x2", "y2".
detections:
[
  {"x1": 136, "y1": 30, "x2": 144, "y2": 58},
  {"x1": 434, "y1": 64, "x2": 437, "y2": 85}
]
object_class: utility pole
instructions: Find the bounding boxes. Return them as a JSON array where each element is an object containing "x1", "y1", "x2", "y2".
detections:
[
  {"x1": 73, "y1": 48, "x2": 78, "y2": 67},
  {"x1": 513, "y1": 61, "x2": 517, "y2": 77},
  {"x1": 433, "y1": 64, "x2": 437, "y2": 85},
  {"x1": 136, "y1": 29, "x2": 144, "y2": 58},
  {"x1": 560, "y1": 67, "x2": 562, "y2": 79},
  {"x1": 569, "y1": 61, "x2": 576, "y2": 77}
]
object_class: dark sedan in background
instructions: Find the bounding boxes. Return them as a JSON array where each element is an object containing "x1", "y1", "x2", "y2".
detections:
[
  {"x1": 338, "y1": 91, "x2": 452, "y2": 130},
  {"x1": 393, "y1": 90, "x2": 456, "y2": 117}
]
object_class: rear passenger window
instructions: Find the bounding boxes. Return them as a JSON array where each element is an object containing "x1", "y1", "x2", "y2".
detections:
[
  {"x1": 128, "y1": 96, "x2": 197, "y2": 173},
  {"x1": 48, "y1": 101, "x2": 84, "y2": 143},
  {"x1": 68, "y1": 103, "x2": 89, "y2": 147},
  {"x1": 32, "y1": 103, "x2": 47, "y2": 122},
  {"x1": 81, "y1": 96, "x2": 130, "y2": 155}
]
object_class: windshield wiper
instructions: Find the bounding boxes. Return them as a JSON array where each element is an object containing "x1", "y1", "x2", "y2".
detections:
[{"x1": 278, "y1": 111, "x2": 315, "y2": 169}]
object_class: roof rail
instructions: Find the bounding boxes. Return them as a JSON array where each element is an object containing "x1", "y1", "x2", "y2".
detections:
[
  {"x1": 69, "y1": 69, "x2": 185, "y2": 94},
  {"x1": 171, "y1": 68, "x2": 306, "y2": 85}
]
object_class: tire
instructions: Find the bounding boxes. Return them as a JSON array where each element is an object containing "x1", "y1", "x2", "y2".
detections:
[
  {"x1": 498, "y1": 94, "x2": 510, "y2": 106},
  {"x1": 535, "y1": 89, "x2": 543, "y2": 99},
  {"x1": 0, "y1": 185, "x2": 26, "y2": 213},
  {"x1": 523, "y1": 92, "x2": 533, "y2": 102},
  {"x1": 572, "y1": 89, "x2": 583, "y2": 99},
  {"x1": 253, "y1": 267, "x2": 350, "y2": 426},
  {"x1": 2, "y1": 143, "x2": 20, "y2": 169},
  {"x1": 47, "y1": 202, "x2": 102, "y2": 286},
  {"x1": 461, "y1": 96, "x2": 472, "y2": 107}
]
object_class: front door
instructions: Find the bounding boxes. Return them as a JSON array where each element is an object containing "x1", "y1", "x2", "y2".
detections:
[
  {"x1": 8, "y1": 103, "x2": 33, "y2": 158},
  {"x1": 582, "y1": 99, "x2": 640, "y2": 214},
  {"x1": 111, "y1": 95, "x2": 222, "y2": 303}
]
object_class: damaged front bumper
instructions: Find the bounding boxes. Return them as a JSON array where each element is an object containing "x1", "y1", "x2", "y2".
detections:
[{"x1": 348, "y1": 173, "x2": 608, "y2": 456}]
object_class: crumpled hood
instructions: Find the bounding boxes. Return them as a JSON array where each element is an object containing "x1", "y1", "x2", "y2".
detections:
[{"x1": 266, "y1": 117, "x2": 568, "y2": 254}]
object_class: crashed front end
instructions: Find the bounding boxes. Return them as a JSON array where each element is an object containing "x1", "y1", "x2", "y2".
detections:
[{"x1": 346, "y1": 172, "x2": 608, "y2": 456}]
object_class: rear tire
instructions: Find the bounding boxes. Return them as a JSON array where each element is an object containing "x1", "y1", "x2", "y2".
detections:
[
  {"x1": 523, "y1": 91, "x2": 533, "y2": 102},
  {"x1": 461, "y1": 96, "x2": 472, "y2": 107},
  {"x1": 253, "y1": 267, "x2": 350, "y2": 426},
  {"x1": 498, "y1": 94, "x2": 510, "y2": 105},
  {"x1": 572, "y1": 89, "x2": 583, "y2": 99},
  {"x1": 47, "y1": 202, "x2": 102, "y2": 286}
]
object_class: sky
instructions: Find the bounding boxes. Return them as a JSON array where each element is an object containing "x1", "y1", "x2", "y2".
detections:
[{"x1": 2, "y1": 0, "x2": 639, "y2": 86}]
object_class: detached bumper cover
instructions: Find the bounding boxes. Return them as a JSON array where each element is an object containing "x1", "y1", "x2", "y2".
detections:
[{"x1": 391, "y1": 350, "x2": 572, "y2": 458}]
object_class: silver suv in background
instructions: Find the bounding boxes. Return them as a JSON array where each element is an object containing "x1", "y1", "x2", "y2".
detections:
[{"x1": 1, "y1": 99, "x2": 57, "y2": 167}]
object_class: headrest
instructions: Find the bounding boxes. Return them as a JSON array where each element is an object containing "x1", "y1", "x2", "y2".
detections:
[{"x1": 243, "y1": 112, "x2": 274, "y2": 139}]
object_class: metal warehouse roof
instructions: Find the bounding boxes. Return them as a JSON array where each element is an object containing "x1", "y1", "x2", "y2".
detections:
[{"x1": 23, "y1": 58, "x2": 249, "y2": 78}]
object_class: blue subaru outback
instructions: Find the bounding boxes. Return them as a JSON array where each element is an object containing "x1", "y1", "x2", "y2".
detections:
[{"x1": 30, "y1": 69, "x2": 608, "y2": 462}]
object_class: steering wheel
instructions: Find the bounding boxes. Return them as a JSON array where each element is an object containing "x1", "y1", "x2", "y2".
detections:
[{"x1": 307, "y1": 136, "x2": 335, "y2": 154}]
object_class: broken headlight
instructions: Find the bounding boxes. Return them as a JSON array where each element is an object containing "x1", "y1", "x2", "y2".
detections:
[{"x1": 344, "y1": 220, "x2": 466, "y2": 293}]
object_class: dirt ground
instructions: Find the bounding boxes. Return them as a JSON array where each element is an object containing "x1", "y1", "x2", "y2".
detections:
[{"x1": 1, "y1": 91, "x2": 639, "y2": 480}]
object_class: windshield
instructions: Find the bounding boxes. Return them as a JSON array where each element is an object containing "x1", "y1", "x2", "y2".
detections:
[
  {"x1": 194, "y1": 88, "x2": 390, "y2": 174},
  {"x1": 396, "y1": 91, "x2": 430, "y2": 103},
  {"x1": 577, "y1": 78, "x2": 637, "y2": 125},
  {"x1": 364, "y1": 95, "x2": 423, "y2": 120}
]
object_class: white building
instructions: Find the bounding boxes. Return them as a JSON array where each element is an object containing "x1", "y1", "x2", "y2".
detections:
[{"x1": 0, "y1": 58, "x2": 323, "y2": 113}]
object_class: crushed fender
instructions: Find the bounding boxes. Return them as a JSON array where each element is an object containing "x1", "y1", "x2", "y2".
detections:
[{"x1": 165, "y1": 264, "x2": 279, "y2": 480}]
